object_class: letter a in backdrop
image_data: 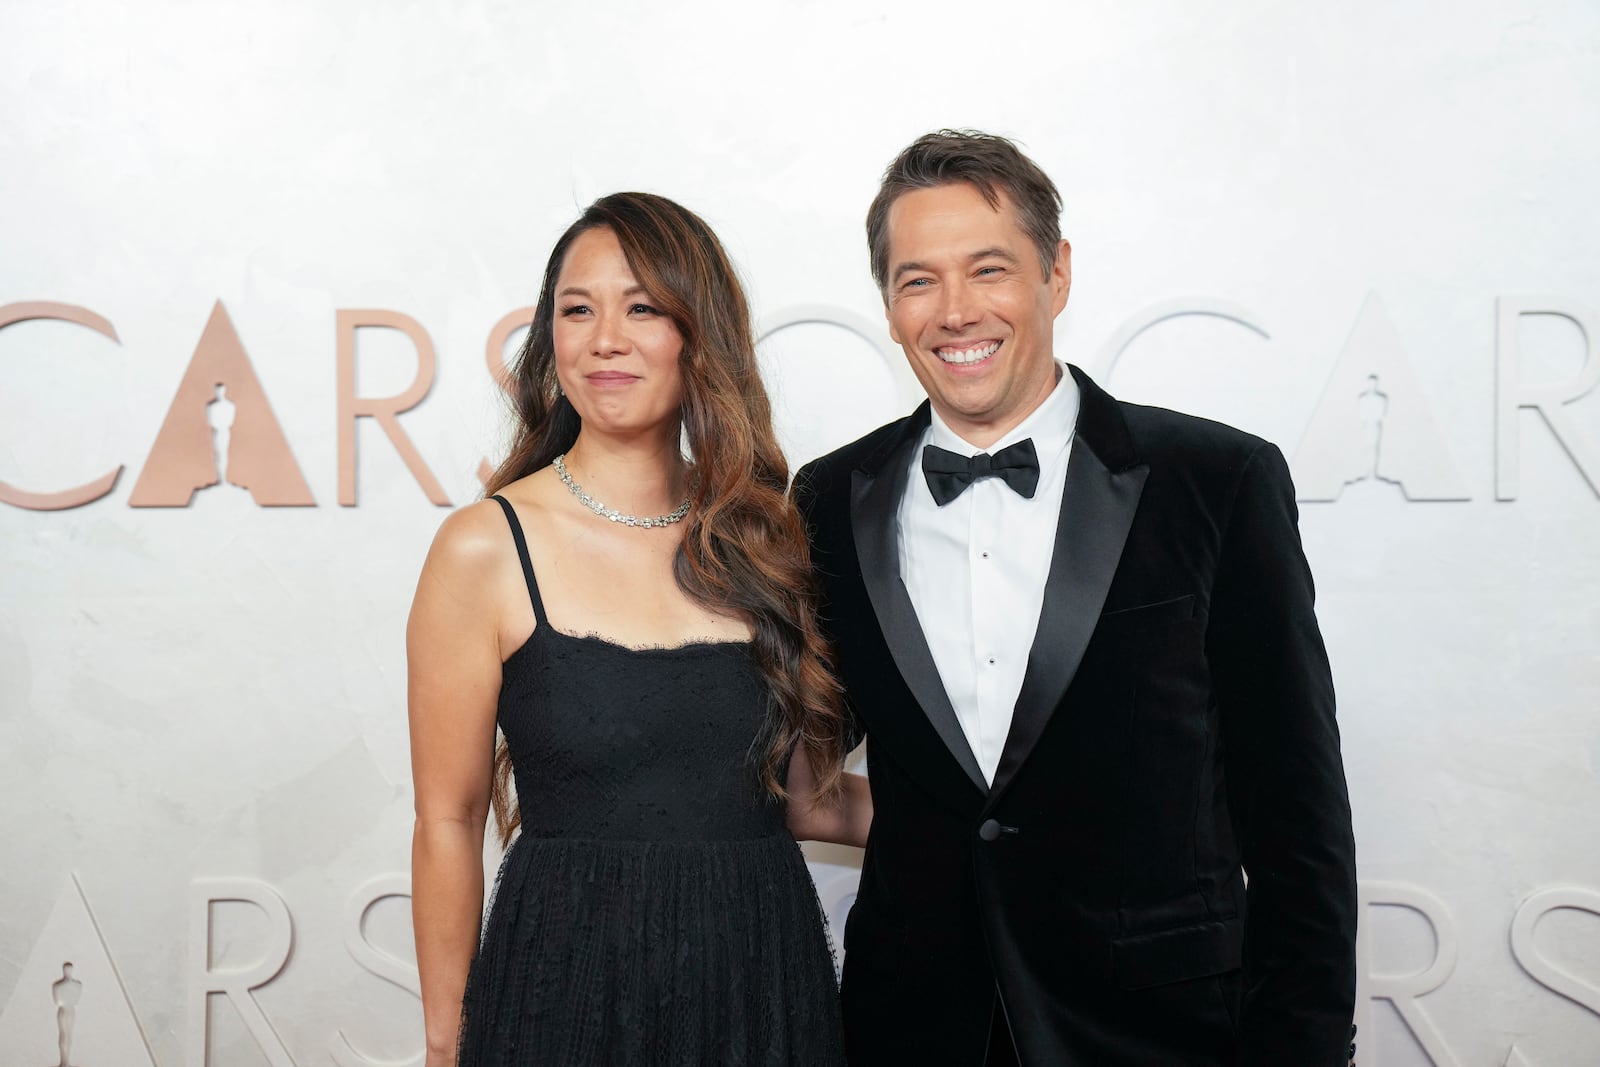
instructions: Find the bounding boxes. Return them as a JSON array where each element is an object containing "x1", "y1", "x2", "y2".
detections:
[{"x1": 129, "y1": 301, "x2": 315, "y2": 507}]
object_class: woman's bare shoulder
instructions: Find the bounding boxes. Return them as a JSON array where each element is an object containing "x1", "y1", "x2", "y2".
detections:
[
  {"x1": 428, "y1": 471, "x2": 562, "y2": 571},
  {"x1": 427, "y1": 498, "x2": 516, "y2": 574}
]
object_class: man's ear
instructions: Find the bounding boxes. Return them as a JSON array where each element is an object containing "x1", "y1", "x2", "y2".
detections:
[
  {"x1": 885, "y1": 296, "x2": 902, "y2": 346},
  {"x1": 1051, "y1": 239, "x2": 1073, "y2": 315}
]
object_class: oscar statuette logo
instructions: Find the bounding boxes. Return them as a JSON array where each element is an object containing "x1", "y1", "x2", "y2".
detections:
[
  {"x1": 127, "y1": 302, "x2": 315, "y2": 507},
  {"x1": 0, "y1": 875, "x2": 157, "y2": 1067},
  {"x1": 1292, "y1": 295, "x2": 1470, "y2": 502},
  {"x1": 51, "y1": 964, "x2": 81, "y2": 1067}
]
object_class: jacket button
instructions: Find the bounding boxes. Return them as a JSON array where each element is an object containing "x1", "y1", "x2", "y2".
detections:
[{"x1": 978, "y1": 819, "x2": 1002, "y2": 842}]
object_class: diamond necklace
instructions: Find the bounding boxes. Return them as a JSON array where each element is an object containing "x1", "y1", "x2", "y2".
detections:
[{"x1": 553, "y1": 453, "x2": 692, "y2": 529}]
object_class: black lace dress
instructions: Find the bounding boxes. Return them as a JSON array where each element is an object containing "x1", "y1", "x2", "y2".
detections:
[{"x1": 457, "y1": 496, "x2": 844, "y2": 1066}]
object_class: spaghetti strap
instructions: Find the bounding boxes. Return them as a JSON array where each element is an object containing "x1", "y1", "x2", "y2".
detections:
[{"x1": 490, "y1": 494, "x2": 548, "y2": 625}]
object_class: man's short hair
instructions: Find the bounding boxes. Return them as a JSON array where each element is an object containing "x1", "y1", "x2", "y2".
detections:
[{"x1": 866, "y1": 129, "x2": 1063, "y2": 294}]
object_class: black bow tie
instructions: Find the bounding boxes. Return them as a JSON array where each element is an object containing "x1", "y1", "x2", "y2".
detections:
[{"x1": 921, "y1": 438, "x2": 1041, "y2": 506}]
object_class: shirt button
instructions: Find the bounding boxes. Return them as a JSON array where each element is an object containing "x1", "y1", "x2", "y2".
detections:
[
  {"x1": 987, "y1": 657, "x2": 996, "y2": 665},
  {"x1": 981, "y1": 551, "x2": 990, "y2": 558}
]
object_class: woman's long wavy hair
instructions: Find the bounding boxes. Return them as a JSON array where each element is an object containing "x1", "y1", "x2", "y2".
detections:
[{"x1": 482, "y1": 192, "x2": 849, "y2": 847}]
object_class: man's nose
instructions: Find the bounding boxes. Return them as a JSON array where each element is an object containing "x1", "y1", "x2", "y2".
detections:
[{"x1": 940, "y1": 280, "x2": 981, "y2": 330}]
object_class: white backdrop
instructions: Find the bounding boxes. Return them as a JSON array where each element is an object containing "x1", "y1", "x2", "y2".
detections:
[{"x1": 3, "y1": 1, "x2": 1599, "y2": 1064}]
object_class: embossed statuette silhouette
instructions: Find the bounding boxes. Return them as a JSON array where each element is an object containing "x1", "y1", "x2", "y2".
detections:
[
  {"x1": 206, "y1": 382, "x2": 237, "y2": 488},
  {"x1": 52, "y1": 962, "x2": 82, "y2": 1067}
]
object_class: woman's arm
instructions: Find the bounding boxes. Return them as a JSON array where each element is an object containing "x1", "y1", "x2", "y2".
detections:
[
  {"x1": 785, "y1": 745, "x2": 872, "y2": 848},
  {"x1": 408, "y1": 508, "x2": 507, "y2": 1066}
]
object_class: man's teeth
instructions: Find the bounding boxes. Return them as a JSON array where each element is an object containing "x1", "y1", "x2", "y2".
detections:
[{"x1": 936, "y1": 342, "x2": 999, "y2": 365}]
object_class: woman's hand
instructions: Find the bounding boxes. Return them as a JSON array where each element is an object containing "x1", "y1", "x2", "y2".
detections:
[{"x1": 786, "y1": 746, "x2": 872, "y2": 848}]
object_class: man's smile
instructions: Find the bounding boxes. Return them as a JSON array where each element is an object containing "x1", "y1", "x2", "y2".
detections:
[{"x1": 934, "y1": 340, "x2": 1001, "y2": 366}]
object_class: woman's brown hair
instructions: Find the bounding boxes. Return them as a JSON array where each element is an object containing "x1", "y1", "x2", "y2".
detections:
[{"x1": 482, "y1": 192, "x2": 848, "y2": 846}]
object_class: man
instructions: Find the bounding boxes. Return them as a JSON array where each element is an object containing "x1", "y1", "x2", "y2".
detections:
[{"x1": 793, "y1": 130, "x2": 1357, "y2": 1065}]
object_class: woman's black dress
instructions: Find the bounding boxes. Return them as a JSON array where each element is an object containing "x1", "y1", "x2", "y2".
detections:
[{"x1": 456, "y1": 496, "x2": 843, "y2": 1065}]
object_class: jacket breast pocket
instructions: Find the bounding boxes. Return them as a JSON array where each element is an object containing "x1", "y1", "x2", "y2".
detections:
[
  {"x1": 1081, "y1": 593, "x2": 1206, "y2": 713},
  {"x1": 1111, "y1": 917, "x2": 1242, "y2": 990},
  {"x1": 1094, "y1": 594, "x2": 1196, "y2": 638}
]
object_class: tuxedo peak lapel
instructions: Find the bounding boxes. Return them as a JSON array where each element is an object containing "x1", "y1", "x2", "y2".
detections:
[
  {"x1": 986, "y1": 370, "x2": 1148, "y2": 806},
  {"x1": 850, "y1": 405, "x2": 988, "y2": 795},
  {"x1": 853, "y1": 401, "x2": 932, "y2": 478},
  {"x1": 1067, "y1": 364, "x2": 1141, "y2": 472}
]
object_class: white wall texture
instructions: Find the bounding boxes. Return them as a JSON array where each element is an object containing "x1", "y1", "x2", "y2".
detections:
[{"x1": 2, "y1": 1, "x2": 1598, "y2": 1063}]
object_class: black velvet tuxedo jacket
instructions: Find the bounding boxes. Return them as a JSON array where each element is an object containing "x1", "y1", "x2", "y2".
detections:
[{"x1": 793, "y1": 367, "x2": 1357, "y2": 1066}]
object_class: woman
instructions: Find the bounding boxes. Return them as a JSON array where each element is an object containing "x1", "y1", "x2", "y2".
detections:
[{"x1": 408, "y1": 192, "x2": 870, "y2": 1066}]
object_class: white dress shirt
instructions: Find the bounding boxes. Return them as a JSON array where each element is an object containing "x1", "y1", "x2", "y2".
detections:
[{"x1": 896, "y1": 367, "x2": 1080, "y2": 785}]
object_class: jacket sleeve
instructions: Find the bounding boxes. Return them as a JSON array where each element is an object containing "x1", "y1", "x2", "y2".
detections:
[{"x1": 1206, "y1": 442, "x2": 1358, "y2": 1065}]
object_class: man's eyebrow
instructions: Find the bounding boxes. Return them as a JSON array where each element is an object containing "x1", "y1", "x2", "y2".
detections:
[{"x1": 969, "y1": 246, "x2": 1020, "y2": 264}]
